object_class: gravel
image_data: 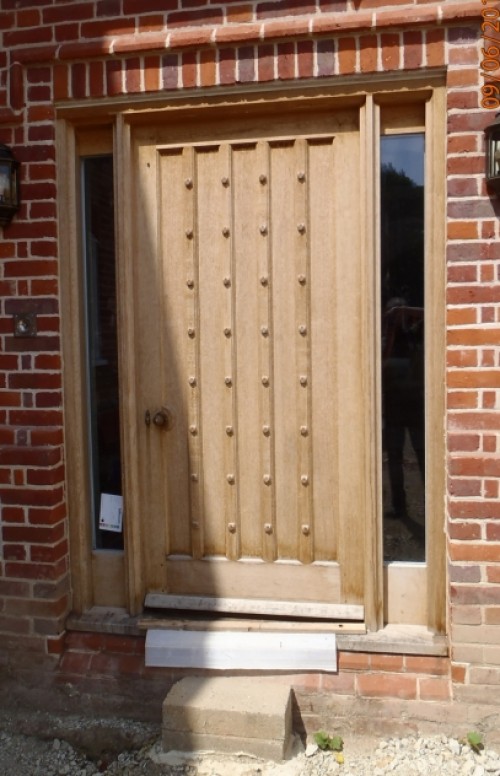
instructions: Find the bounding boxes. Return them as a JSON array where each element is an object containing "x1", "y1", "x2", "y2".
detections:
[{"x1": 1, "y1": 724, "x2": 500, "y2": 776}]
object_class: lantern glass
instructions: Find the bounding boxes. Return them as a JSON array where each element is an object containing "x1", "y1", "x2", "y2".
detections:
[
  {"x1": 0, "y1": 145, "x2": 20, "y2": 226},
  {"x1": 485, "y1": 115, "x2": 500, "y2": 192},
  {"x1": 490, "y1": 136, "x2": 500, "y2": 178},
  {"x1": 0, "y1": 164, "x2": 10, "y2": 202}
]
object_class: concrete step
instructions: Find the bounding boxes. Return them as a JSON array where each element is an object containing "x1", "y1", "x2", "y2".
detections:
[{"x1": 162, "y1": 676, "x2": 293, "y2": 761}]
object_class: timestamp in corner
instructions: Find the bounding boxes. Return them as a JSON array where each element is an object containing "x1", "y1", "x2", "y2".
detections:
[{"x1": 481, "y1": 0, "x2": 500, "y2": 108}]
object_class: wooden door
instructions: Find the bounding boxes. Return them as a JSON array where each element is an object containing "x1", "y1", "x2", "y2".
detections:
[{"x1": 126, "y1": 107, "x2": 368, "y2": 616}]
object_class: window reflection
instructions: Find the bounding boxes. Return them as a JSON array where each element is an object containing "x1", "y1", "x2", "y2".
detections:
[
  {"x1": 381, "y1": 134, "x2": 425, "y2": 562},
  {"x1": 83, "y1": 156, "x2": 123, "y2": 550}
]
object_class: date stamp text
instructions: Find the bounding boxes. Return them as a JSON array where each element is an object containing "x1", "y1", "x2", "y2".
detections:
[{"x1": 481, "y1": 0, "x2": 500, "y2": 108}]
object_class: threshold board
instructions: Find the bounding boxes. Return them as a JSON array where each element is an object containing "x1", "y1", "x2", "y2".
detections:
[
  {"x1": 139, "y1": 616, "x2": 366, "y2": 634},
  {"x1": 144, "y1": 593, "x2": 364, "y2": 621},
  {"x1": 145, "y1": 629, "x2": 337, "y2": 671}
]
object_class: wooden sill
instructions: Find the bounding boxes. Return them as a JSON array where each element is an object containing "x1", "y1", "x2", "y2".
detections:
[{"x1": 66, "y1": 607, "x2": 447, "y2": 656}]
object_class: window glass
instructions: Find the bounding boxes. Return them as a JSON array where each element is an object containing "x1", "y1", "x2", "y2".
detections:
[
  {"x1": 381, "y1": 134, "x2": 425, "y2": 562},
  {"x1": 82, "y1": 156, "x2": 123, "y2": 550}
]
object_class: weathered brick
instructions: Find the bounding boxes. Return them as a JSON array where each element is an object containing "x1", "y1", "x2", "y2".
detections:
[
  {"x1": 469, "y1": 666, "x2": 500, "y2": 685},
  {"x1": 418, "y1": 677, "x2": 451, "y2": 701},
  {"x1": 451, "y1": 663, "x2": 467, "y2": 683},
  {"x1": 162, "y1": 54, "x2": 179, "y2": 90},
  {"x1": 451, "y1": 604, "x2": 482, "y2": 625},
  {"x1": 403, "y1": 30, "x2": 422, "y2": 69},
  {"x1": 144, "y1": 55, "x2": 160, "y2": 92},
  {"x1": 451, "y1": 583, "x2": 500, "y2": 603},
  {"x1": 277, "y1": 41, "x2": 294, "y2": 80},
  {"x1": 370, "y1": 654, "x2": 404, "y2": 672},
  {"x1": 238, "y1": 46, "x2": 255, "y2": 84},
  {"x1": 381, "y1": 33, "x2": 400, "y2": 70},
  {"x1": 30, "y1": 539, "x2": 68, "y2": 564},
  {"x1": 448, "y1": 520, "x2": 482, "y2": 541},
  {"x1": 338, "y1": 652, "x2": 371, "y2": 671},
  {"x1": 446, "y1": 349, "x2": 477, "y2": 368},
  {"x1": 3, "y1": 544, "x2": 27, "y2": 561},
  {"x1": 317, "y1": 39, "x2": 335, "y2": 77},
  {"x1": 106, "y1": 59, "x2": 123, "y2": 96},
  {"x1": 168, "y1": 8, "x2": 223, "y2": 28},
  {"x1": 258, "y1": 44, "x2": 275, "y2": 82},
  {"x1": 449, "y1": 564, "x2": 482, "y2": 584},
  {"x1": 357, "y1": 673, "x2": 417, "y2": 700},
  {"x1": 219, "y1": 48, "x2": 236, "y2": 85},
  {"x1": 317, "y1": 671, "x2": 355, "y2": 695},
  {"x1": 338, "y1": 37, "x2": 356, "y2": 75},
  {"x1": 360, "y1": 34, "x2": 378, "y2": 72},
  {"x1": 426, "y1": 28, "x2": 445, "y2": 67},
  {"x1": 296, "y1": 39, "x2": 313, "y2": 78},
  {"x1": 71, "y1": 62, "x2": 87, "y2": 99},
  {"x1": 125, "y1": 57, "x2": 141, "y2": 93}
]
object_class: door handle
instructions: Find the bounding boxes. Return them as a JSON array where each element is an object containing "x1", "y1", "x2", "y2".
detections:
[{"x1": 145, "y1": 406, "x2": 173, "y2": 430}]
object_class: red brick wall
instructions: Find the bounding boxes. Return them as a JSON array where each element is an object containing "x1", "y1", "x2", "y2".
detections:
[
  {"x1": 2, "y1": 0, "x2": 499, "y2": 706},
  {"x1": 58, "y1": 631, "x2": 452, "y2": 706}
]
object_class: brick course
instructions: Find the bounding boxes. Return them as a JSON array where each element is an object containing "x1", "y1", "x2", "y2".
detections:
[{"x1": 0, "y1": 0, "x2": 498, "y2": 714}]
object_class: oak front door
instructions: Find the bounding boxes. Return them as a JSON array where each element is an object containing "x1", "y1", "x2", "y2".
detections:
[{"x1": 123, "y1": 106, "x2": 369, "y2": 617}]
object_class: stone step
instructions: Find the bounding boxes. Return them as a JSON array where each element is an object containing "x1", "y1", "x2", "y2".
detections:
[{"x1": 162, "y1": 676, "x2": 293, "y2": 761}]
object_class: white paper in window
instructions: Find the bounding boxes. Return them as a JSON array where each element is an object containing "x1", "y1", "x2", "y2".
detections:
[{"x1": 99, "y1": 493, "x2": 123, "y2": 532}]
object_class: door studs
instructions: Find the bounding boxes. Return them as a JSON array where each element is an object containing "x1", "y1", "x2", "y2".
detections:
[{"x1": 145, "y1": 406, "x2": 173, "y2": 430}]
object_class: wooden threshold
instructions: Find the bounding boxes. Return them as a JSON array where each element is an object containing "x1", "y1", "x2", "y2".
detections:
[
  {"x1": 139, "y1": 615, "x2": 366, "y2": 634},
  {"x1": 144, "y1": 593, "x2": 364, "y2": 621}
]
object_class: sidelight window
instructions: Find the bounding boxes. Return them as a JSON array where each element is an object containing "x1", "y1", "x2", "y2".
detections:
[
  {"x1": 380, "y1": 133, "x2": 425, "y2": 563},
  {"x1": 82, "y1": 156, "x2": 123, "y2": 550}
]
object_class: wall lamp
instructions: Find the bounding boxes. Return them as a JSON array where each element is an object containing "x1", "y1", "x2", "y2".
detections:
[
  {"x1": 0, "y1": 144, "x2": 20, "y2": 227},
  {"x1": 485, "y1": 113, "x2": 500, "y2": 194}
]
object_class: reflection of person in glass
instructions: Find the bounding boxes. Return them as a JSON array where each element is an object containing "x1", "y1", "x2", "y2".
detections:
[{"x1": 382, "y1": 297, "x2": 424, "y2": 521}]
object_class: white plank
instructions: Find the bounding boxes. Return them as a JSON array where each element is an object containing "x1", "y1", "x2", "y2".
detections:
[
  {"x1": 145, "y1": 593, "x2": 363, "y2": 620},
  {"x1": 145, "y1": 629, "x2": 337, "y2": 670}
]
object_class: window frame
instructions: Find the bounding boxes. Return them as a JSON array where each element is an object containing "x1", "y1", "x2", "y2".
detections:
[
  {"x1": 58, "y1": 78, "x2": 446, "y2": 632},
  {"x1": 376, "y1": 93, "x2": 447, "y2": 629}
]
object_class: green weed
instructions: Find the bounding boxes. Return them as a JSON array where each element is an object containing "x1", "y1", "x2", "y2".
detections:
[
  {"x1": 313, "y1": 730, "x2": 344, "y2": 752},
  {"x1": 465, "y1": 731, "x2": 484, "y2": 754}
]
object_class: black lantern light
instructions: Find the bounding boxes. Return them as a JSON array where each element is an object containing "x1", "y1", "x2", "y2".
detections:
[
  {"x1": 485, "y1": 113, "x2": 500, "y2": 194},
  {"x1": 0, "y1": 144, "x2": 20, "y2": 227}
]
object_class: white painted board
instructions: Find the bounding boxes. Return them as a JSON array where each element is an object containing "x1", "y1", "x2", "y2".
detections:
[{"x1": 145, "y1": 629, "x2": 337, "y2": 671}]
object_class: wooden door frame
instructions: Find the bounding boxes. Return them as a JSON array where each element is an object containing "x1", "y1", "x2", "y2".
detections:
[{"x1": 58, "y1": 76, "x2": 446, "y2": 632}]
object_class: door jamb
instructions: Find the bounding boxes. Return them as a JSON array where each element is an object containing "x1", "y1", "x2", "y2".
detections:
[{"x1": 59, "y1": 80, "x2": 446, "y2": 631}]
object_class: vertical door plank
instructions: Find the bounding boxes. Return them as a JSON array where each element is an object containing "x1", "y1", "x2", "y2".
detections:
[
  {"x1": 232, "y1": 141, "x2": 272, "y2": 559},
  {"x1": 308, "y1": 137, "x2": 339, "y2": 563},
  {"x1": 159, "y1": 148, "x2": 193, "y2": 558},
  {"x1": 134, "y1": 140, "x2": 168, "y2": 591},
  {"x1": 258, "y1": 142, "x2": 277, "y2": 563},
  {"x1": 270, "y1": 140, "x2": 300, "y2": 561},
  {"x1": 197, "y1": 146, "x2": 233, "y2": 557},
  {"x1": 222, "y1": 145, "x2": 240, "y2": 561},
  {"x1": 333, "y1": 129, "x2": 365, "y2": 603},
  {"x1": 182, "y1": 146, "x2": 205, "y2": 561},
  {"x1": 294, "y1": 139, "x2": 313, "y2": 565}
]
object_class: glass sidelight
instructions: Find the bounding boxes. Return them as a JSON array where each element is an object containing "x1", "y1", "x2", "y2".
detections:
[
  {"x1": 381, "y1": 134, "x2": 425, "y2": 562},
  {"x1": 82, "y1": 156, "x2": 123, "y2": 550}
]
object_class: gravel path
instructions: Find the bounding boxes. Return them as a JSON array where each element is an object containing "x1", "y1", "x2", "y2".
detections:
[{"x1": 1, "y1": 723, "x2": 500, "y2": 776}]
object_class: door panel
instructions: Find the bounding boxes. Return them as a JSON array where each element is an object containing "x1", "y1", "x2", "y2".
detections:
[{"x1": 129, "y1": 110, "x2": 366, "y2": 610}]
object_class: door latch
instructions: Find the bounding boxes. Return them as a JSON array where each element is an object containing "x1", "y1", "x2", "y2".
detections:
[{"x1": 145, "y1": 406, "x2": 173, "y2": 430}]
